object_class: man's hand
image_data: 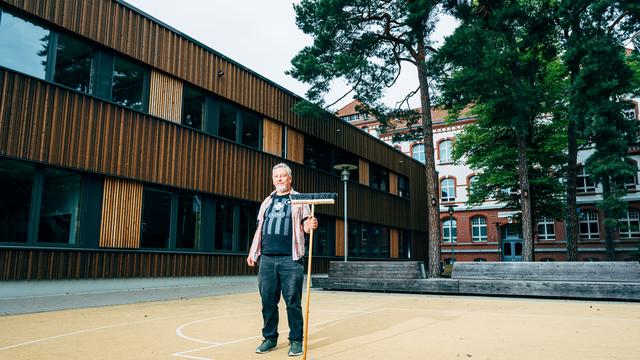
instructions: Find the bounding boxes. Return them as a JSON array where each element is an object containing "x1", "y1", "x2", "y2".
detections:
[
  {"x1": 246, "y1": 255, "x2": 256, "y2": 267},
  {"x1": 303, "y1": 216, "x2": 318, "y2": 233}
]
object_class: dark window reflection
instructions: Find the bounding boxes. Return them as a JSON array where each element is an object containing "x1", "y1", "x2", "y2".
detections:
[
  {"x1": 238, "y1": 202, "x2": 258, "y2": 252},
  {"x1": 0, "y1": 9, "x2": 50, "y2": 79},
  {"x1": 176, "y1": 193, "x2": 201, "y2": 249},
  {"x1": 54, "y1": 33, "x2": 93, "y2": 93},
  {"x1": 182, "y1": 85, "x2": 205, "y2": 130},
  {"x1": 304, "y1": 136, "x2": 332, "y2": 172},
  {"x1": 313, "y1": 214, "x2": 334, "y2": 256},
  {"x1": 38, "y1": 168, "x2": 81, "y2": 244},
  {"x1": 214, "y1": 200, "x2": 234, "y2": 251},
  {"x1": 218, "y1": 102, "x2": 237, "y2": 141},
  {"x1": 0, "y1": 158, "x2": 34, "y2": 243},
  {"x1": 332, "y1": 149, "x2": 359, "y2": 181},
  {"x1": 112, "y1": 56, "x2": 145, "y2": 111},
  {"x1": 370, "y1": 164, "x2": 389, "y2": 192},
  {"x1": 242, "y1": 112, "x2": 261, "y2": 149},
  {"x1": 141, "y1": 189, "x2": 171, "y2": 248},
  {"x1": 398, "y1": 175, "x2": 410, "y2": 198}
]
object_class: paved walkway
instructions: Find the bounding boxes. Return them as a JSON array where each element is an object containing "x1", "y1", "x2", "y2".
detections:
[{"x1": 0, "y1": 284, "x2": 638, "y2": 359}]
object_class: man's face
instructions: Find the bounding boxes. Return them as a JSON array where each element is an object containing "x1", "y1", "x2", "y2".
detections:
[{"x1": 272, "y1": 168, "x2": 292, "y2": 193}]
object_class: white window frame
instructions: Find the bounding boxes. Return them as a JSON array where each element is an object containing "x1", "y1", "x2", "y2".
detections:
[
  {"x1": 536, "y1": 216, "x2": 555, "y2": 240},
  {"x1": 442, "y1": 217, "x2": 457, "y2": 243},
  {"x1": 619, "y1": 209, "x2": 640, "y2": 239},
  {"x1": 441, "y1": 178, "x2": 455, "y2": 202},
  {"x1": 579, "y1": 210, "x2": 599, "y2": 240},
  {"x1": 471, "y1": 216, "x2": 487, "y2": 242},
  {"x1": 577, "y1": 166, "x2": 596, "y2": 193},
  {"x1": 439, "y1": 140, "x2": 453, "y2": 163},
  {"x1": 412, "y1": 143, "x2": 425, "y2": 164}
]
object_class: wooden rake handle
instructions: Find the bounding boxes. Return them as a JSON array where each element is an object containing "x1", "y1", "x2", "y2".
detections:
[{"x1": 303, "y1": 204, "x2": 315, "y2": 360}]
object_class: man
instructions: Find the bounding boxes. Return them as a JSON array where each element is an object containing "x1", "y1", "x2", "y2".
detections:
[{"x1": 247, "y1": 163, "x2": 318, "y2": 356}]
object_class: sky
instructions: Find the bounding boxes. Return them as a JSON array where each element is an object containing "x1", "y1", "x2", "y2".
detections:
[{"x1": 124, "y1": 0, "x2": 458, "y2": 112}]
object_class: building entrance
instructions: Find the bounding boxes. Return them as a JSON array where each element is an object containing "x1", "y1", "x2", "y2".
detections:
[{"x1": 501, "y1": 224, "x2": 523, "y2": 261}]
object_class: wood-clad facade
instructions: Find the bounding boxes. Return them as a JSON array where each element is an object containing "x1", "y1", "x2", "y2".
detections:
[{"x1": 0, "y1": 0, "x2": 427, "y2": 280}]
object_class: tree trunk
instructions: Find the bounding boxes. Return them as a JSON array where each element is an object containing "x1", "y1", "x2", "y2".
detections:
[
  {"x1": 416, "y1": 51, "x2": 441, "y2": 278},
  {"x1": 566, "y1": 117, "x2": 579, "y2": 261},
  {"x1": 517, "y1": 134, "x2": 534, "y2": 261}
]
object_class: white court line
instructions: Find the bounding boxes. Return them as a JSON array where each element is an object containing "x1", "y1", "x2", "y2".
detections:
[
  {"x1": 0, "y1": 307, "x2": 242, "y2": 352},
  {"x1": 175, "y1": 312, "x2": 254, "y2": 345},
  {"x1": 172, "y1": 308, "x2": 386, "y2": 359}
]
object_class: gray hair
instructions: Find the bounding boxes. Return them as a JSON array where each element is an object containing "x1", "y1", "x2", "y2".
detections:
[{"x1": 272, "y1": 163, "x2": 292, "y2": 176}]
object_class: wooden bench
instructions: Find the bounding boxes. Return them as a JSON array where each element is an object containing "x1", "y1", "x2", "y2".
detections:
[{"x1": 451, "y1": 261, "x2": 640, "y2": 300}]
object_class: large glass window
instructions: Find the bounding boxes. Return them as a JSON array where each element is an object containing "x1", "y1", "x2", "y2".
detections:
[
  {"x1": 218, "y1": 102, "x2": 238, "y2": 141},
  {"x1": 370, "y1": 225, "x2": 389, "y2": 258},
  {"x1": 471, "y1": 216, "x2": 487, "y2": 242},
  {"x1": 442, "y1": 218, "x2": 457, "y2": 242},
  {"x1": 577, "y1": 165, "x2": 596, "y2": 193},
  {"x1": 536, "y1": 216, "x2": 555, "y2": 240},
  {"x1": 619, "y1": 209, "x2": 640, "y2": 239},
  {"x1": 112, "y1": 56, "x2": 145, "y2": 111},
  {"x1": 369, "y1": 164, "x2": 389, "y2": 192},
  {"x1": 0, "y1": 9, "x2": 50, "y2": 79},
  {"x1": 182, "y1": 85, "x2": 205, "y2": 131},
  {"x1": 38, "y1": 168, "x2": 82, "y2": 244},
  {"x1": 579, "y1": 210, "x2": 599, "y2": 240},
  {"x1": 313, "y1": 214, "x2": 334, "y2": 256},
  {"x1": 140, "y1": 189, "x2": 172, "y2": 248},
  {"x1": 439, "y1": 140, "x2": 453, "y2": 163},
  {"x1": 398, "y1": 175, "x2": 410, "y2": 199},
  {"x1": 412, "y1": 144, "x2": 425, "y2": 164},
  {"x1": 0, "y1": 158, "x2": 35, "y2": 243},
  {"x1": 399, "y1": 229, "x2": 411, "y2": 259},
  {"x1": 175, "y1": 193, "x2": 202, "y2": 249},
  {"x1": 304, "y1": 136, "x2": 332, "y2": 172},
  {"x1": 241, "y1": 112, "x2": 261, "y2": 149},
  {"x1": 238, "y1": 202, "x2": 259, "y2": 252},
  {"x1": 441, "y1": 178, "x2": 455, "y2": 202},
  {"x1": 53, "y1": 33, "x2": 93, "y2": 93},
  {"x1": 214, "y1": 200, "x2": 234, "y2": 251}
]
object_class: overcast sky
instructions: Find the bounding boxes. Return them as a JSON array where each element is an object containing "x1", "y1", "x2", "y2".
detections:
[{"x1": 124, "y1": 0, "x2": 457, "y2": 111}]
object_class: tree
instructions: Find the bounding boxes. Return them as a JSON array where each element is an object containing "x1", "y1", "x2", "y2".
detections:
[
  {"x1": 435, "y1": 0, "x2": 559, "y2": 261},
  {"x1": 556, "y1": 1, "x2": 640, "y2": 261},
  {"x1": 288, "y1": 0, "x2": 445, "y2": 277}
]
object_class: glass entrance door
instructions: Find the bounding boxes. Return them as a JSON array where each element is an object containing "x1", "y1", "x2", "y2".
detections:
[{"x1": 501, "y1": 224, "x2": 523, "y2": 262}]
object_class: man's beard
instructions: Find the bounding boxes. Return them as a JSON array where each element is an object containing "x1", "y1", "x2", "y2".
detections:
[{"x1": 276, "y1": 184, "x2": 288, "y2": 192}]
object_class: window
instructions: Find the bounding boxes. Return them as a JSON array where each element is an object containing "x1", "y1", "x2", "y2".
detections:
[
  {"x1": 348, "y1": 221, "x2": 367, "y2": 257},
  {"x1": 398, "y1": 175, "x2": 410, "y2": 199},
  {"x1": 112, "y1": 56, "x2": 146, "y2": 111},
  {"x1": 442, "y1": 217, "x2": 457, "y2": 242},
  {"x1": 0, "y1": 158, "x2": 35, "y2": 243},
  {"x1": 38, "y1": 168, "x2": 82, "y2": 244},
  {"x1": 577, "y1": 166, "x2": 596, "y2": 193},
  {"x1": 241, "y1": 112, "x2": 261, "y2": 149},
  {"x1": 312, "y1": 214, "x2": 335, "y2": 256},
  {"x1": 619, "y1": 209, "x2": 640, "y2": 239},
  {"x1": 623, "y1": 107, "x2": 637, "y2": 120},
  {"x1": 623, "y1": 160, "x2": 637, "y2": 190},
  {"x1": 471, "y1": 216, "x2": 487, "y2": 242},
  {"x1": 536, "y1": 216, "x2": 555, "y2": 240},
  {"x1": 0, "y1": 9, "x2": 50, "y2": 79},
  {"x1": 304, "y1": 136, "x2": 332, "y2": 172},
  {"x1": 439, "y1": 140, "x2": 453, "y2": 163},
  {"x1": 412, "y1": 144, "x2": 425, "y2": 164},
  {"x1": 53, "y1": 33, "x2": 93, "y2": 93},
  {"x1": 175, "y1": 193, "x2": 202, "y2": 249},
  {"x1": 473, "y1": 258, "x2": 487, "y2": 262},
  {"x1": 348, "y1": 221, "x2": 390, "y2": 258},
  {"x1": 540, "y1": 258, "x2": 555, "y2": 262},
  {"x1": 218, "y1": 102, "x2": 238, "y2": 142},
  {"x1": 140, "y1": 189, "x2": 171, "y2": 248},
  {"x1": 579, "y1": 210, "x2": 599, "y2": 240},
  {"x1": 369, "y1": 164, "x2": 389, "y2": 192},
  {"x1": 333, "y1": 148, "x2": 359, "y2": 181},
  {"x1": 182, "y1": 85, "x2": 205, "y2": 130},
  {"x1": 214, "y1": 200, "x2": 234, "y2": 251},
  {"x1": 441, "y1": 178, "x2": 455, "y2": 202},
  {"x1": 468, "y1": 175, "x2": 479, "y2": 193},
  {"x1": 238, "y1": 202, "x2": 259, "y2": 252},
  {"x1": 370, "y1": 225, "x2": 389, "y2": 258},
  {"x1": 399, "y1": 229, "x2": 411, "y2": 259}
]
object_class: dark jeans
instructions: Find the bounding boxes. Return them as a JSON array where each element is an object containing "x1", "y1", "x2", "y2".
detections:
[{"x1": 258, "y1": 254, "x2": 304, "y2": 341}]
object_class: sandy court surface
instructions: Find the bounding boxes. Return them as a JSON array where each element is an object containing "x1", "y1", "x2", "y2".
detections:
[{"x1": 0, "y1": 291, "x2": 638, "y2": 359}]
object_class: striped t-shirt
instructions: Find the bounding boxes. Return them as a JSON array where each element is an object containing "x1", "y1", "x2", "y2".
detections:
[{"x1": 261, "y1": 194, "x2": 293, "y2": 255}]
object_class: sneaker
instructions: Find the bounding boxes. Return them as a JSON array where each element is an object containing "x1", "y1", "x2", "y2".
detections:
[
  {"x1": 288, "y1": 341, "x2": 303, "y2": 356},
  {"x1": 255, "y1": 338, "x2": 277, "y2": 354}
]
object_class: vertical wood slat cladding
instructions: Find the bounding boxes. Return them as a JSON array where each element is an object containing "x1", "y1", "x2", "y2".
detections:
[
  {"x1": 0, "y1": 249, "x2": 265, "y2": 280},
  {"x1": 390, "y1": 228, "x2": 399, "y2": 259},
  {"x1": 335, "y1": 219, "x2": 344, "y2": 257},
  {"x1": 389, "y1": 172, "x2": 398, "y2": 195},
  {"x1": 148, "y1": 70, "x2": 183, "y2": 123},
  {"x1": 359, "y1": 159, "x2": 370, "y2": 186},
  {"x1": 100, "y1": 177, "x2": 143, "y2": 248},
  {"x1": 0, "y1": 70, "x2": 425, "y2": 231},
  {"x1": 1, "y1": 0, "x2": 416, "y2": 174},
  {"x1": 286, "y1": 127, "x2": 304, "y2": 164},
  {"x1": 262, "y1": 117, "x2": 282, "y2": 157}
]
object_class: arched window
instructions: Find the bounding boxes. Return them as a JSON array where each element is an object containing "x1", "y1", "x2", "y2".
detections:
[
  {"x1": 412, "y1": 144, "x2": 425, "y2": 164},
  {"x1": 473, "y1": 258, "x2": 487, "y2": 262},
  {"x1": 579, "y1": 210, "x2": 599, "y2": 240},
  {"x1": 439, "y1": 140, "x2": 453, "y2": 163},
  {"x1": 619, "y1": 208, "x2": 640, "y2": 238},
  {"x1": 441, "y1": 178, "x2": 455, "y2": 202},
  {"x1": 471, "y1": 216, "x2": 487, "y2": 242},
  {"x1": 536, "y1": 216, "x2": 555, "y2": 240},
  {"x1": 442, "y1": 217, "x2": 457, "y2": 243}
]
